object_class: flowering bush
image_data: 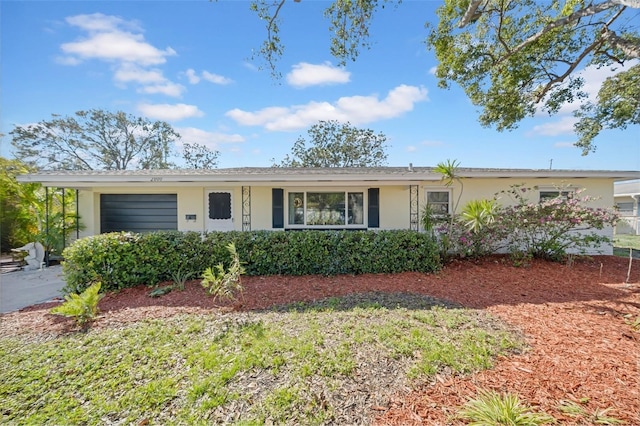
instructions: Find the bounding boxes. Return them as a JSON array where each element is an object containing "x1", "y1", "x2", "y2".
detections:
[
  {"x1": 496, "y1": 184, "x2": 619, "y2": 261},
  {"x1": 430, "y1": 184, "x2": 619, "y2": 262}
]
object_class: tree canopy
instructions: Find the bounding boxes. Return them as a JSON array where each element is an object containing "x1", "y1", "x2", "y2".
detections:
[
  {"x1": 276, "y1": 120, "x2": 389, "y2": 167},
  {"x1": 182, "y1": 143, "x2": 220, "y2": 169},
  {"x1": 248, "y1": 0, "x2": 639, "y2": 154},
  {"x1": 10, "y1": 109, "x2": 180, "y2": 170}
]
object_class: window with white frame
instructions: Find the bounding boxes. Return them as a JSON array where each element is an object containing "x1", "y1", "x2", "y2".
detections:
[
  {"x1": 425, "y1": 190, "x2": 451, "y2": 214},
  {"x1": 539, "y1": 189, "x2": 573, "y2": 202},
  {"x1": 287, "y1": 191, "x2": 365, "y2": 227},
  {"x1": 616, "y1": 202, "x2": 634, "y2": 215}
]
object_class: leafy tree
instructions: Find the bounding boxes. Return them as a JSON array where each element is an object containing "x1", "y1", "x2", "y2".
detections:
[
  {"x1": 426, "y1": 0, "x2": 640, "y2": 154},
  {"x1": 10, "y1": 109, "x2": 180, "y2": 170},
  {"x1": 277, "y1": 120, "x2": 389, "y2": 167},
  {"x1": 247, "y1": 0, "x2": 639, "y2": 154},
  {"x1": 0, "y1": 157, "x2": 78, "y2": 254},
  {"x1": 0, "y1": 157, "x2": 39, "y2": 252},
  {"x1": 182, "y1": 142, "x2": 220, "y2": 169}
]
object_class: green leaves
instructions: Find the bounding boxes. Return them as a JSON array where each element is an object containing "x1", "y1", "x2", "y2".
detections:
[
  {"x1": 277, "y1": 120, "x2": 389, "y2": 167},
  {"x1": 426, "y1": 0, "x2": 639, "y2": 152},
  {"x1": 50, "y1": 282, "x2": 104, "y2": 326},
  {"x1": 10, "y1": 109, "x2": 180, "y2": 170},
  {"x1": 62, "y1": 230, "x2": 442, "y2": 293},
  {"x1": 459, "y1": 389, "x2": 555, "y2": 425},
  {"x1": 201, "y1": 242, "x2": 245, "y2": 302}
]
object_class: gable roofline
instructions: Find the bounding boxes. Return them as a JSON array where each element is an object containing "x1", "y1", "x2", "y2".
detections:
[{"x1": 16, "y1": 166, "x2": 640, "y2": 188}]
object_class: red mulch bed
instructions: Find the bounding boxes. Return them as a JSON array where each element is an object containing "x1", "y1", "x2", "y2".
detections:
[{"x1": 3, "y1": 255, "x2": 639, "y2": 425}]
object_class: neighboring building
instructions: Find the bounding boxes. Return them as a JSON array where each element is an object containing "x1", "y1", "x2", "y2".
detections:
[
  {"x1": 17, "y1": 167, "x2": 640, "y2": 254},
  {"x1": 614, "y1": 179, "x2": 640, "y2": 235}
]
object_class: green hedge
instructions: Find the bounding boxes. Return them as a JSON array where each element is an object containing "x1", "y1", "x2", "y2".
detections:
[{"x1": 61, "y1": 230, "x2": 441, "y2": 294}]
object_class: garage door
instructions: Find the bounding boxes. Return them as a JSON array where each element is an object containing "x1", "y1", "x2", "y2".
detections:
[{"x1": 100, "y1": 194, "x2": 178, "y2": 234}]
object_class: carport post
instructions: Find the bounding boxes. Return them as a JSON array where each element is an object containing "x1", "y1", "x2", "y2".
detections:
[{"x1": 45, "y1": 186, "x2": 49, "y2": 267}]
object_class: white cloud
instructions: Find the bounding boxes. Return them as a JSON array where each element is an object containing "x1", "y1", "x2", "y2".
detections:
[
  {"x1": 202, "y1": 71, "x2": 233, "y2": 85},
  {"x1": 226, "y1": 84, "x2": 428, "y2": 131},
  {"x1": 59, "y1": 13, "x2": 182, "y2": 98},
  {"x1": 61, "y1": 30, "x2": 175, "y2": 66},
  {"x1": 286, "y1": 62, "x2": 350, "y2": 88},
  {"x1": 185, "y1": 69, "x2": 200, "y2": 84},
  {"x1": 175, "y1": 127, "x2": 245, "y2": 148},
  {"x1": 138, "y1": 103, "x2": 204, "y2": 121},
  {"x1": 530, "y1": 116, "x2": 577, "y2": 136},
  {"x1": 406, "y1": 145, "x2": 418, "y2": 152},
  {"x1": 138, "y1": 82, "x2": 185, "y2": 97},
  {"x1": 183, "y1": 69, "x2": 233, "y2": 85},
  {"x1": 114, "y1": 65, "x2": 166, "y2": 85},
  {"x1": 65, "y1": 13, "x2": 141, "y2": 33},
  {"x1": 428, "y1": 66, "x2": 438, "y2": 75}
]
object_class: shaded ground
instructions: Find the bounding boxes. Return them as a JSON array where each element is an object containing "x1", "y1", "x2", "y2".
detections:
[{"x1": 2, "y1": 255, "x2": 639, "y2": 424}]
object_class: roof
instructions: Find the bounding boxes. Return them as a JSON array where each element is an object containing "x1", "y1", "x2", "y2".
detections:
[
  {"x1": 16, "y1": 166, "x2": 640, "y2": 188},
  {"x1": 614, "y1": 179, "x2": 640, "y2": 197}
]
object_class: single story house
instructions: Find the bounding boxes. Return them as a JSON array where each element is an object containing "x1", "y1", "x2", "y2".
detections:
[
  {"x1": 614, "y1": 179, "x2": 640, "y2": 235},
  {"x1": 17, "y1": 166, "x2": 640, "y2": 254}
]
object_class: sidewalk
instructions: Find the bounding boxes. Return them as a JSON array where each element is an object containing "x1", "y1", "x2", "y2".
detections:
[{"x1": 0, "y1": 266, "x2": 66, "y2": 314}]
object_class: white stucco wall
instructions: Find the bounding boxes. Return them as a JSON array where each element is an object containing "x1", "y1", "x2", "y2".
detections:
[{"x1": 73, "y1": 177, "x2": 618, "y2": 256}]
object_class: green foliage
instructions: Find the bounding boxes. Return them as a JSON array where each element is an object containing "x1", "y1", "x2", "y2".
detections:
[
  {"x1": 50, "y1": 282, "x2": 104, "y2": 326},
  {"x1": 182, "y1": 142, "x2": 220, "y2": 169},
  {"x1": 148, "y1": 285, "x2": 174, "y2": 298},
  {"x1": 62, "y1": 230, "x2": 442, "y2": 293},
  {"x1": 575, "y1": 64, "x2": 640, "y2": 154},
  {"x1": 461, "y1": 199, "x2": 498, "y2": 233},
  {"x1": 557, "y1": 400, "x2": 624, "y2": 425},
  {"x1": 201, "y1": 242, "x2": 245, "y2": 302},
  {"x1": 276, "y1": 120, "x2": 389, "y2": 167},
  {"x1": 170, "y1": 264, "x2": 196, "y2": 291},
  {"x1": 459, "y1": 389, "x2": 555, "y2": 425},
  {"x1": 1, "y1": 297, "x2": 521, "y2": 424},
  {"x1": 497, "y1": 185, "x2": 619, "y2": 262},
  {"x1": 0, "y1": 157, "x2": 39, "y2": 251},
  {"x1": 426, "y1": 0, "x2": 639, "y2": 154},
  {"x1": 10, "y1": 109, "x2": 179, "y2": 170},
  {"x1": 433, "y1": 184, "x2": 619, "y2": 262}
]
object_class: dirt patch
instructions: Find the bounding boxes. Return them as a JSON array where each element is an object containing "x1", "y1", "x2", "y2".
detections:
[{"x1": 2, "y1": 254, "x2": 639, "y2": 424}]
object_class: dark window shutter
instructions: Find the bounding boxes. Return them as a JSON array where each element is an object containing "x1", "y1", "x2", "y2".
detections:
[
  {"x1": 208, "y1": 192, "x2": 232, "y2": 220},
  {"x1": 272, "y1": 188, "x2": 284, "y2": 228},
  {"x1": 368, "y1": 188, "x2": 379, "y2": 228}
]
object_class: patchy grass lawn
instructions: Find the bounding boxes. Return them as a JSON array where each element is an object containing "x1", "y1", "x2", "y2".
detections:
[
  {"x1": 613, "y1": 234, "x2": 640, "y2": 258},
  {"x1": 0, "y1": 294, "x2": 522, "y2": 425}
]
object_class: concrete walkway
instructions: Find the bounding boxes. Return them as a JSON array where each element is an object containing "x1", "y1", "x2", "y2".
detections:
[{"x1": 0, "y1": 266, "x2": 66, "y2": 314}]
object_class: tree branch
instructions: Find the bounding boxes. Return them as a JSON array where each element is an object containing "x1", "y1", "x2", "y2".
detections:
[
  {"x1": 498, "y1": 0, "x2": 623, "y2": 64},
  {"x1": 534, "y1": 38, "x2": 604, "y2": 102},
  {"x1": 459, "y1": 0, "x2": 485, "y2": 28},
  {"x1": 601, "y1": 27, "x2": 640, "y2": 58}
]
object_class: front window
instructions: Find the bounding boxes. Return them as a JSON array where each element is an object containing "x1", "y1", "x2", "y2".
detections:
[
  {"x1": 287, "y1": 191, "x2": 364, "y2": 227},
  {"x1": 426, "y1": 191, "x2": 450, "y2": 214}
]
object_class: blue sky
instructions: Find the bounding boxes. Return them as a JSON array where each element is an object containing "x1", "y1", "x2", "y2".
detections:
[{"x1": 2, "y1": 0, "x2": 639, "y2": 171}]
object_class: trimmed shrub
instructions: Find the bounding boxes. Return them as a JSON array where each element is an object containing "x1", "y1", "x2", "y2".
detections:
[{"x1": 62, "y1": 230, "x2": 441, "y2": 294}]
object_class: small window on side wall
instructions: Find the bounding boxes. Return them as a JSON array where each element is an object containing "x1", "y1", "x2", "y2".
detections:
[
  {"x1": 539, "y1": 190, "x2": 572, "y2": 202},
  {"x1": 426, "y1": 191, "x2": 450, "y2": 215}
]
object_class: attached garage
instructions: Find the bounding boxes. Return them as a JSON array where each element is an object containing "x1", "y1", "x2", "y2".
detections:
[{"x1": 100, "y1": 194, "x2": 178, "y2": 234}]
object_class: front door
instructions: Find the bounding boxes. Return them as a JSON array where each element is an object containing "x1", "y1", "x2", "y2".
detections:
[{"x1": 205, "y1": 190, "x2": 234, "y2": 231}]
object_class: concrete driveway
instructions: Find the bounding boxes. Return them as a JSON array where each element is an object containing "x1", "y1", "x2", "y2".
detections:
[{"x1": 0, "y1": 266, "x2": 66, "y2": 314}]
